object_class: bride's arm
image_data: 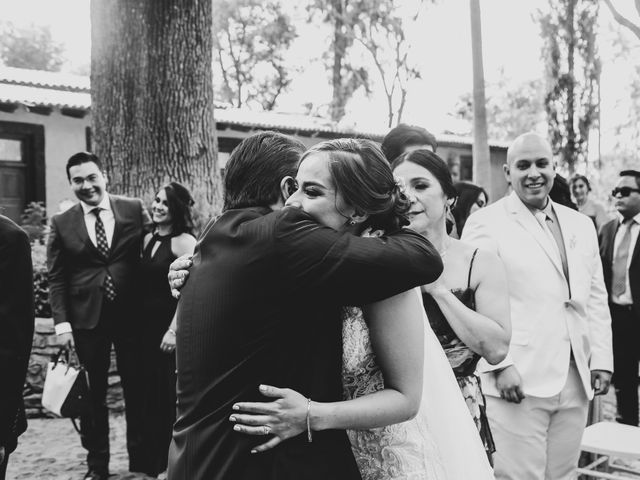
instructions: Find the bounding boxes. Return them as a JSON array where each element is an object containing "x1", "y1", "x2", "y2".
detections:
[{"x1": 229, "y1": 288, "x2": 424, "y2": 453}]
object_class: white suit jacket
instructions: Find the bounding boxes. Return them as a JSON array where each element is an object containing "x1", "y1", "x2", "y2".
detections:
[{"x1": 462, "y1": 192, "x2": 613, "y2": 399}]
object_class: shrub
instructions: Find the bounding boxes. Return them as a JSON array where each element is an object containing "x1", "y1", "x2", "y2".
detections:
[{"x1": 21, "y1": 202, "x2": 51, "y2": 317}]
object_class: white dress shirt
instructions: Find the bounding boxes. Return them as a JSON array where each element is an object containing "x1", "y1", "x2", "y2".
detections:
[
  {"x1": 55, "y1": 195, "x2": 114, "y2": 335},
  {"x1": 611, "y1": 212, "x2": 640, "y2": 305},
  {"x1": 80, "y1": 196, "x2": 115, "y2": 248}
]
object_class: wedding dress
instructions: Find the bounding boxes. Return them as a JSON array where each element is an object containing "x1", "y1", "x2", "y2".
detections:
[{"x1": 342, "y1": 290, "x2": 495, "y2": 480}]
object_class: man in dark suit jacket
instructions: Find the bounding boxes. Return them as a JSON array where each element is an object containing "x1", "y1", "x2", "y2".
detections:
[
  {"x1": 47, "y1": 152, "x2": 151, "y2": 480},
  {"x1": 0, "y1": 216, "x2": 34, "y2": 480},
  {"x1": 167, "y1": 132, "x2": 443, "y2": 480},
  {"x1": 599, "y1": 169, "x2": 640, "y2": 426}
]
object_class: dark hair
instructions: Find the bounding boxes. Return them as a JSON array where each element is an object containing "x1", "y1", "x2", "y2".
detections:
[
  {"x1": 223, "y1": 131, "x2": 305, "y2": 211},
  {"x1": 390, "y1": 149, "x2": 457, "y2": 200},
  {"x1": 452, "y1": 181, "x2": 488, "y2": 234},
  {"x1": 381, "y1": 124, "x2": 438, "y2": 163},
  {"x1": 301, "y1": 138, "x2": 411, "y2": 232},
  {"x1": 66, "y1": 152, "x2": 103, "y2": 180},
  {"x1": 158, "y1": 182, "x2": 195, "y2": 235},
  {"x1": 550, "y1": 174, "x2": 577, "y2": 210},
  {"x1": 569, "y1": 174, "x2": 591, "y2": 192},
  {"x1": 620, "y1": 170, "x2": 640, "y2": 188}
]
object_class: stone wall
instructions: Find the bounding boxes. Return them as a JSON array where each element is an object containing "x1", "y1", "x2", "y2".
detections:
[{"x1": 25, "y1": 317, "x2": 124, "y2": 417}]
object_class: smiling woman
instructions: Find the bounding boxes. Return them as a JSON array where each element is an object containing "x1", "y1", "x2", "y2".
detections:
[{"x1": 138, "y1": 181, "x2": 196, "y2": 477}]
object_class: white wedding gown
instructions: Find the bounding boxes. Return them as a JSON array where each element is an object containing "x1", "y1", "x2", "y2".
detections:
[{"x1": 342, "y1": 292, "x2": 495, "y2": 480}]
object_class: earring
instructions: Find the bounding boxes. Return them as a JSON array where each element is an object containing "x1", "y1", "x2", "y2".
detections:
[{"x1": 348, "y1": 219, "x2": 357, "y2": 226}]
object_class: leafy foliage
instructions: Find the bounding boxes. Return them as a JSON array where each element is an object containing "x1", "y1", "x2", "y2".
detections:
[
  {"x1": 454, "y1": 76, "x2": 546, "y2": 142},
  {"x1": 212, "y1": 0, "x2": 297, "y2": 110},
  {"x1": 19, "y1": 202, "x2": 51, "y2": 317},
  {"x1": 308, "y1": 0, "x2": 427, "y2": 126},
  {"x1": 538, "y1": 0, "x2": 600, "y2": 174},
  {"x1": 0, "y1": 23, "x2": 65, "y2": 71}
]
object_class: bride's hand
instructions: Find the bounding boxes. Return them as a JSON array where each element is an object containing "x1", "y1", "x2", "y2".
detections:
[{"x1": 230, "y1": 384, "x2": 308, "y2": 453}]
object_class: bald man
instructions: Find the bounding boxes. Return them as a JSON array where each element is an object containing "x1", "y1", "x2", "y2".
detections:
[{"x1": 462, "y1": 132, "x2": 613, "y2": 479}]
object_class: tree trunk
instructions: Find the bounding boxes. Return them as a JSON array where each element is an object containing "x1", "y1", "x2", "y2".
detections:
[
  {"x1": 330, "y1": 0, "x2": 347, "y2": 122},
  {"x1": 566, "y1": 0, "x2": 577, "y2": 174},
  {"x1": 91, "y1": 0, "x2": 222, "y2": 221},
  {"x1": 469, "y1": 0, "x2": 491, "y2": 193}
]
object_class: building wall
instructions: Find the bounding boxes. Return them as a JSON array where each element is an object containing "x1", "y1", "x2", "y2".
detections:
[
  {"x1": 0, "y1": 107, "x2": 90, "y2": 216},
  {"x1": 0, "y1": 110, "x2": 510, "y2": 216}
]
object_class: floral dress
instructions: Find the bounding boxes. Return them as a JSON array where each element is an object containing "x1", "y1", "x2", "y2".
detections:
[{"x1": 421, "y1": 248, "x2": 496, "y2": 460}]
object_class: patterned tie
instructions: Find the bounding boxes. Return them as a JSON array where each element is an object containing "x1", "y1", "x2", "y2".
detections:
[
  {"x1": 92, "y1": 208, "x2": 116, "y2": 301},
  {"x1": 612, "y1": 219, "x2": 633, "y2": 298}
]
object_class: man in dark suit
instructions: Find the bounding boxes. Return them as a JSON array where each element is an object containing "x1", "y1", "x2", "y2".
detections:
[
  {"x1": 0, "y1": 215, "x2": 34, "y2": 480},
  {"x1": 47, "y1": 152, "x2": 151, "y2": 479},
  {"x1": 167, "y1": 132, "x2": 443, "y2": 480},
  {"x1": 599, "y1": 169, "x2": 640, "y2": 426}
]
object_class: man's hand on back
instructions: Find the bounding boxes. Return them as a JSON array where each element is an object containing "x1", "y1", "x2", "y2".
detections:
[{"x1": 169, "y1": 254, "x2": 193, "y2": 298}]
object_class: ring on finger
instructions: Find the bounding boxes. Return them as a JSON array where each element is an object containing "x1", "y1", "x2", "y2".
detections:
[{"x1": 262, "y1": 425, "x2": 271, "y2": 435}]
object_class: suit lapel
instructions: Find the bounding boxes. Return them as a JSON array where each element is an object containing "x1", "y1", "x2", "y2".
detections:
[
  {"x1": 553, "y1": 202, "x2": 578, "y2": 294},
  {"x1": 604, "y1": 221, "x2": 619, "y2": 266},
  {"x1": 506, "y1": 192, "x2": 565, "y2": 278},
  {"x1": 109, "y1": 195, "x2": 122, "y2": 255},
  {"x1": 71, "y1": 203, "x2": 101, "y2": 256}
]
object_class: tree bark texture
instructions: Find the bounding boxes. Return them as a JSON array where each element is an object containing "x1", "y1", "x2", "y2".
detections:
[
  {"x1": 91, "y1": 0, "x2": 222, "y2": 219},
  {"x1": 469, "y1": 0, "x2": 491, "y2": 192}
]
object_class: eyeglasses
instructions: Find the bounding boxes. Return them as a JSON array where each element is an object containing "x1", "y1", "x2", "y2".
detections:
[{"x1": 611, "y1": 187, "x2": 640, "y2": 197}]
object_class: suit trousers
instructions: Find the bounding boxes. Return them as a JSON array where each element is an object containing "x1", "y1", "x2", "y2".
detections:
[
  {"x1": 487, "y1": 360, "x2": 589, "y2": 480},
  {"x1": 74, "y1": 299, "x2": 145, "y2": 474},
  {"x1": 610, "y1": 303, "x2": 640, "y2": 426}
]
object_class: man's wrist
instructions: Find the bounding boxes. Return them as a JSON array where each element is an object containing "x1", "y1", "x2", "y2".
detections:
[{"x1": 55, "y1": 322, "x2": 72, "y2": 335}]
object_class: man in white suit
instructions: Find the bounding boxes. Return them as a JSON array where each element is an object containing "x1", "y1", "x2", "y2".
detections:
[{"x1": 462, "y1": 132, "x2": 613, "y2": 480}]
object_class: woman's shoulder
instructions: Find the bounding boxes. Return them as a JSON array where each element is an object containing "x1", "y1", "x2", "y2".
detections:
[{"x1": 171, "y1": 232, "x2": 196, "y2": 256}]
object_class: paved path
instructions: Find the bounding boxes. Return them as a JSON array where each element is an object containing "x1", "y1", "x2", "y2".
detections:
[{"x1": 6, "y1": 387, "x2": 639, "y2": 479}]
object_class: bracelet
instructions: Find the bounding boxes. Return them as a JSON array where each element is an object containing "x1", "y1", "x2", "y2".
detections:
[
  {"x1": 306, "y1": 397, "x2": 313, "y2": 443},
  {"x1": 168, "y1": 328, "x2": 176, "y2": 336}
]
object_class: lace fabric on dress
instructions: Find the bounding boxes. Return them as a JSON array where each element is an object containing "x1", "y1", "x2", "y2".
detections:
[{"x1": 342, "y1": 306, "x2": 448, "y2": 480}]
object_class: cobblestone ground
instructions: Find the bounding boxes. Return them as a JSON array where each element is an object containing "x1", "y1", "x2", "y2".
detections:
[{"x1": 6, "y1": 387, "x2": 640, "y2": 479}]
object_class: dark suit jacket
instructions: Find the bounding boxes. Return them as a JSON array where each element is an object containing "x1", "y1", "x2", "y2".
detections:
[
  {"x1": 599, "y1": 218, "x2": 640, "y2": 315},
  {"x1": 0, "y1": 216, "x2": 34, "y2": 451},
  {"x1": 47, "y1": 194, "x2": 150, "y2": 330},
  {"x1": 168, "y1": 206, "x2": 443, "y2": 480}
]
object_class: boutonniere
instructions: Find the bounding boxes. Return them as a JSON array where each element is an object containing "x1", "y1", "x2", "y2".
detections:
[{"x1": 569, "y1": 234, "x2": 577, "y2": 250}]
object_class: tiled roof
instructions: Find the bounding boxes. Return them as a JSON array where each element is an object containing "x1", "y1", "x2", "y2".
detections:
[
  {"x1": 0, "y1": 67, "x2": 508, "y2": 148},
  {"x1": 0, "y1": 82, "x2": 90, "y2": 110}
]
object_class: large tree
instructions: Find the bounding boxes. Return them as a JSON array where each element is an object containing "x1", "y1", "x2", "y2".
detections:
[
  {"x1": 309, "y1": 0, "x2": 426, "y2": 127},
  {"x1": 0, "y1": 23, "x2": 65, "y2": 71},
  {"x1": 91, "y1": 0, "x2": 222, "y2": 219},
  {"x1": 454, "y1": 77, "x2": 546, "y2": 142},
  {"x1": 539, "y1": 0, "x2": 600, "y2": 175},
  {"x1": 213, "y1": 0, "x2": 296, "y2": 111}
]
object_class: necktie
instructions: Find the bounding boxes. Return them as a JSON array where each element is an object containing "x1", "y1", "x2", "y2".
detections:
[
  {"x1": 92, "y1": 208, "x2": 116, "y2": 301},
  {"x1": 536, "y1": 211, "x2": 569, "y2": 282},
  {"x1": 612, "y1": 220, "x2": 633, "y2": 298}
]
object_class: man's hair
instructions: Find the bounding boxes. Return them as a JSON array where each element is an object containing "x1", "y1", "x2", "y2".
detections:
[
  {"x1": 381, "y1": 124, "x2": 438, "y2": 163},
  {"x1": 66, "y1": 152, "x2": 103, "y2": 180},
  {"x1": 620, "y1": 169, "x2": 640, "y2": 188},
  {"x1": 223, "y1": 131, "x2": 305, "y2": 211}
]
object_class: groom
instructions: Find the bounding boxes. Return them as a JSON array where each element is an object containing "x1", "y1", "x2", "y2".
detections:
[{"x1": 167, "y1": 131, "x2": 443, "y2": 480}]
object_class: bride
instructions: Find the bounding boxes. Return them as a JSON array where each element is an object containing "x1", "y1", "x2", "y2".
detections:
[{"x1": 230, "y1": 139, "x2": 503, "y2": 479}]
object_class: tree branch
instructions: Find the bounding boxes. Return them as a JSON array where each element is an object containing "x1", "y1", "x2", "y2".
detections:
[{"x1": 604, "y1": 0, "x2": 640, "y2": 40}]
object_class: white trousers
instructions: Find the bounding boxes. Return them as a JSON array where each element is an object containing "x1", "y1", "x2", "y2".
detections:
[{"x1": 487, "y1": 361, "x2": 589, "y2": 480}]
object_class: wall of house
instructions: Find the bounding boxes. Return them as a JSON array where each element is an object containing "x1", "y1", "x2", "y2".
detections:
[{"x1": 0, "y1": 107, "x2": 90, "y2": 216}]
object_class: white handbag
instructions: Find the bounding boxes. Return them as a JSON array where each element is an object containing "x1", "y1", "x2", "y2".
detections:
[{"x1": 42, "y1": 348, "x2": 89, "y2": 423}]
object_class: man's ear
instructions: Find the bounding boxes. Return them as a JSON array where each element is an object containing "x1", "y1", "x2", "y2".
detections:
[
  {"x1": 280, "y1": 176, "x2": 297, "y2": 202},
  {"x1": 102, "y1": 171, "x2": 109, "y2": 186},
  {"x1": 503, "y1": 163, "x2": 510, "y2": 185}
]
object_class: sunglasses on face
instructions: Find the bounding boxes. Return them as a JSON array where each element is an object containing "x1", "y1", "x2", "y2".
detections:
[{"x1": 611, "y1": 187, "x2": 640, "y2": 197}]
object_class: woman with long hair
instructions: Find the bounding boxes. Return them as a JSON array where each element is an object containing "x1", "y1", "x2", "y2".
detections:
[
  {"x1": 452, "y1": 181, "x2": 488, "y2": 235},
  {"x1": 139, "y1": 182, "x2": 196, "y2": 478}
]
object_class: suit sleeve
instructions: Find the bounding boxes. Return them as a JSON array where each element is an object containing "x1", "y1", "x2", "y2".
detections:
[
  {"x1": 138, "y1": 198, "x2": 153, "y2": 230},
  {"x1": 462, "y1": 212, "x2": 515, "y2": 373},
  {"x1": 47, "y1": 216, "x2": 69, "y2": 326},
  {"x1": 586, "y1": 225, "x2": 614, "y2": 372},
  {"x1": 0, "y1": 222, "x2": 34, "y2": 444},
  {"x1": 276, "y1": 208, "x2": 443, "y2": 306}
]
